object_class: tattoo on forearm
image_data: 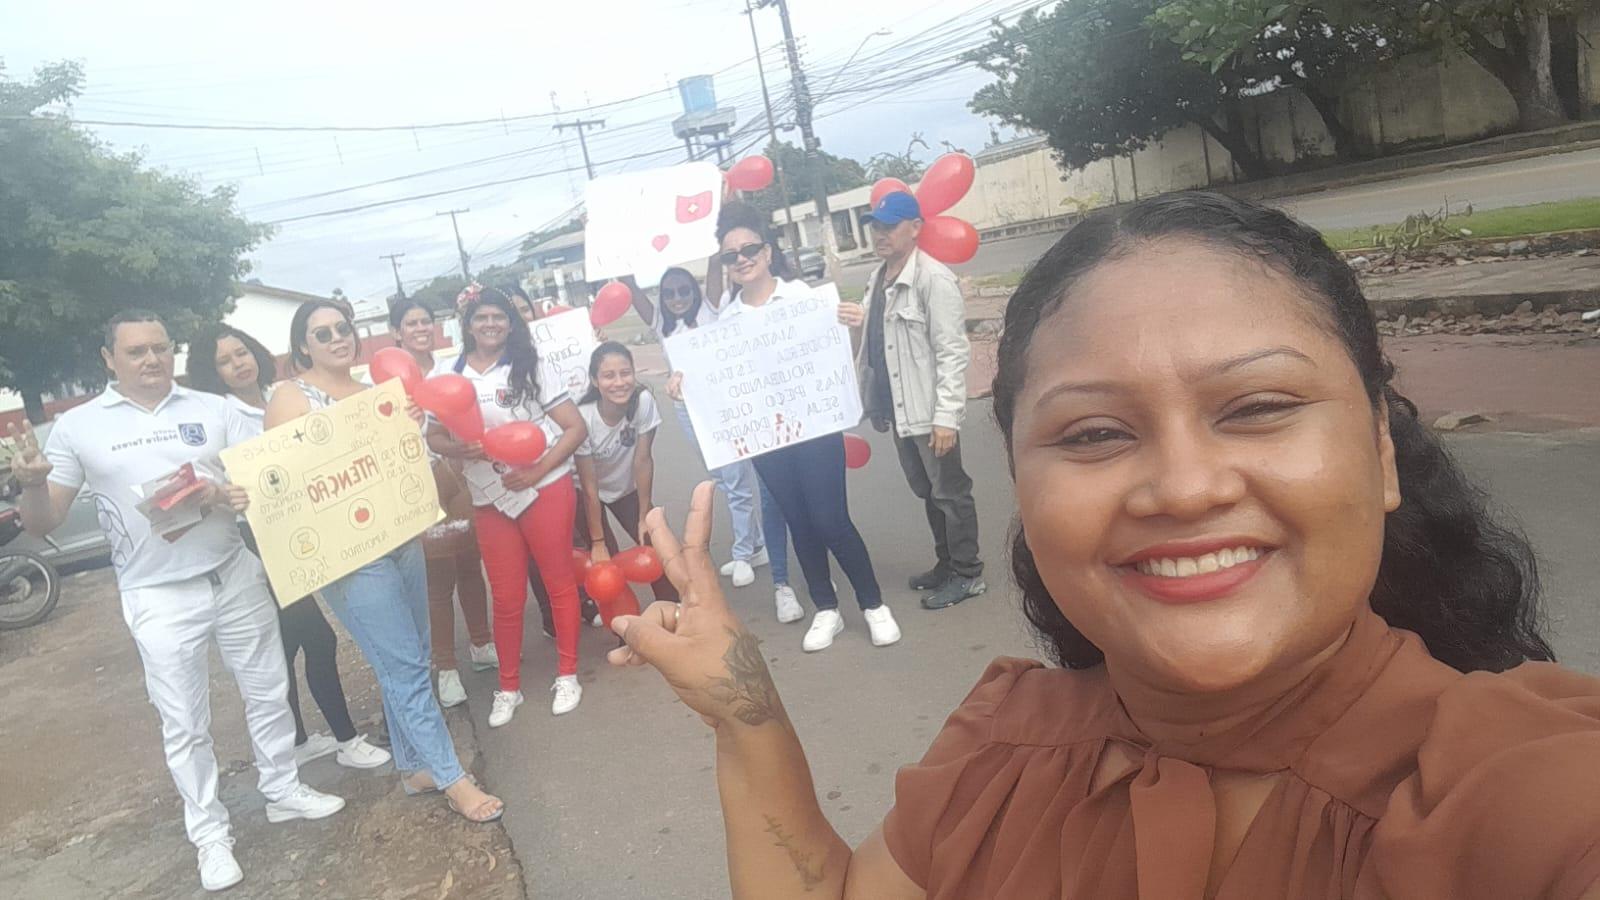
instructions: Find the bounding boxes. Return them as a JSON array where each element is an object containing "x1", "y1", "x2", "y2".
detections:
[
  {"x1": 708, "y1": 628, "x2": 783, "y2": 727},
  {"x1": 764, "y1": 815, "x2": 825, "y2": 891}
]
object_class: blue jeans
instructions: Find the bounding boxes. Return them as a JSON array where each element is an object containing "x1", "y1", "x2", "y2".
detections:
[
  {"x1": 673, "y1": 400, "x2": 764, "y2": 562},
  {"x1": 320, "y1": 539, "x2": 465, "y2": 789},
  {"x1": 752, "y1": 433, "x2": 882, "y2": 612},
  {"x1": 756, "y1": 472, "x2": 790, "y2": 586}
]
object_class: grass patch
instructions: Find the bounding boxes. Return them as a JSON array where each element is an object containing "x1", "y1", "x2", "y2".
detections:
[
  {"x1": 974, "y1": 271, "x2": 1025, "y2": 289},
  {"x1": 1319, "y1": 198, "x2": 1600, "y2": 251}
]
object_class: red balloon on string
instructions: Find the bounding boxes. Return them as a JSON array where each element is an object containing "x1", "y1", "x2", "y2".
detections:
[
  {"x1": 614, "y1": 546, "x2": 664, "y2": 584},
  {"x1": 369, "y1": 347, "x2": 423, "y2": 395},
  {"x1": 870, "y1": 178, "x2": 912, "y2": 207},
  {"x1": 482, "y1": 422, "x2": 547, "y2": 467},
  {"x1": 591, "y1": 282, "x2": 632, "y2": 328},
  {"x1": 726, "y1": 155, "x2": 775, "y2": 192},
  {"x1": 571, "y1": 548, "x2": 594, "y2": 582},
  {"x1": 843, "y1": 433, "x2": 872, "y2": 469},
  {"x1": 915, "y1": 153, "x2": 976, "y2": 217},
  {"x1": 414, "y1": 374, "x2": 484, "y2": 441},
  {"x1": 917, "y1": 216, "x2": 980, "y2": 264}
]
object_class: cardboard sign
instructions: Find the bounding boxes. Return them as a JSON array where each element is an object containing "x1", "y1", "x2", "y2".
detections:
[
  {"x1": 532, "y1": 307, "x2": 600, "y2": 401},
  {"x1": 666, "y1": 283, "x2": 861, "y2": 470},
  {"x1": 220, "y1": 381, "x2": 440, "y2": 603},
  {"x1": 583, "y1": 161, "x2": 723, "y2": 280}
]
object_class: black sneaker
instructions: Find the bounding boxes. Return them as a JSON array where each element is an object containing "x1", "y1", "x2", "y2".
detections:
[
  {"x1": 908, "y1": 563, "x2": 952, "y2": 592},
  {"x1": 921, "y1": 576, "x2": 987, "y2": 611},
  {"x1": 581, "y1": 597, "x2": 603, "y2": 627}
]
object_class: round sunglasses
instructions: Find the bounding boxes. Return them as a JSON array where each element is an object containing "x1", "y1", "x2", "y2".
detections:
[{"x1": 310, "y1": 320, "x2": 354, "y2": 345}]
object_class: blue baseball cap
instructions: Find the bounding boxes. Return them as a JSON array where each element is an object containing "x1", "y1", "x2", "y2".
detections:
[{"x1": 863, "y1": 191, "x2": 922, "y2": 226}]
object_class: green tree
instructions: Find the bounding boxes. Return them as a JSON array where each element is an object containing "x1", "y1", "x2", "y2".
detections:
[
  {"x1": 743, "y1": 140, "x2": 870, "y2": 219},
  {"x1": 866, "y1": 133, "x2": 931, "y2": 182},
  {"x1": 0, "y1": 61, "x2": 269, "y2": 422}
]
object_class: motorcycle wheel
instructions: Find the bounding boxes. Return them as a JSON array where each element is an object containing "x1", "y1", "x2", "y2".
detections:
[{"x1": 0, "y1": 550, "x2": 60, "y2": 630}]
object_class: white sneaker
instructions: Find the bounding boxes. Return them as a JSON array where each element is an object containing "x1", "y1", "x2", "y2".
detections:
[
  {"x1": 774, "y1": 585, "x2": 804, "y2": 624},
  {"x1": 488, "y1": 690, "x2": 523, "y2": 728},
  {"x1": 197, "y1": 839, "x2": 243, "y2": 892},
  {"x1": 748, "y1": 547, "x2": 770, "y2": 569},
  {"x1": 551, "y1": 675, "x2": 582, "y2": 715},
  {"x1": 336, "y1": 735, "x2": 391, "y2": 770},
  {"x1": 292, "y1": 732, "x2": 338, "y2": 767},
  {"x1": 730, "y1": 560, "x2": 756, "y2": 588},
  {"x1": 719, "y1": 560, "x2": 737, "y2": 577},
  {"x1": 265, "y1": 784, "x2": 345, "y2": 824},
  {"x1": 437, "y1": 669, "x2": 467, "y2": 708},
  {"x1": 863, "y1": 605, "x2": 902, "y2": 647},
  {"x1": 802, "y1": 610, "x2": 845, "y2": 652},
  {"x1": 468, "y1": 642, "x2": 499, "y2": 672}
]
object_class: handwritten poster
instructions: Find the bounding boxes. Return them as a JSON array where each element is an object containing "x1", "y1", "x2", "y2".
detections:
[
  {"x1": 583, "y1": 161, "x2": 723, "y2": 280},
  {"x1": 220, "y1": 381, "x2": 440, "y2": 603},
  {"x1": 666, "y1": 283, "x2": 862, "y2": 470},
  {"x1": 532, "y1": 307, "x2": 600, "y2": 400}
]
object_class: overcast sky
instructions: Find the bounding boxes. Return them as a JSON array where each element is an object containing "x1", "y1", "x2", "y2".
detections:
[{"x1": 3, "y1": 0, "x2": 1031, "y2": 299}]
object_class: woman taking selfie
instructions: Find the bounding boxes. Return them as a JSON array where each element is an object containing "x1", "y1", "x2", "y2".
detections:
[
  {"x1": 608, "y1": 194, "x2": 1600, "y2": 898},
  {"x1": 266, "y1": 301, "x2": 504, "y2": 823}
]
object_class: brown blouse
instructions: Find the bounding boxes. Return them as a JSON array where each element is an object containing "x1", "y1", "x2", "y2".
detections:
[{"x1": 882, "y1": 612, "x2": 1600, "y2": 899}]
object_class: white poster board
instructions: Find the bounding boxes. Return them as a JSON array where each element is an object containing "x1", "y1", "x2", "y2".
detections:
[
  {"x1": 666, "y1": 284, "x2": 861, "y2": 470},
  {"x1": 584, "y1": 162, "x2": 723, "y2": 280},
  {"x1": 532, "y1": 307, "x2": 599, "y2": 400}
]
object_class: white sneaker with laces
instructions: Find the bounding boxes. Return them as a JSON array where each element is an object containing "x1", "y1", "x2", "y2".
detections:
[
  {"x1": 802, "y1": 610, "x2": 845, "y2": 652},
  {"x1": 336, "y1": 735, "x2": 391, "y2": 770},
  {"x1": 292, "y1": 732, "x2": 338, "y2": 767},
  {"x1": 197, "y1": 839, "x2": 243, "y2": 892},
  {"x1": 551, "y1": 675, "x2": 582, "y2": 715},
  {"x1": 774, "y1": 585, "x2": 804, "y2": 624},
  {"x1": 468, "y1": 642, "x2": 499, "y2": 671},
  {"x1": 863, "y1": 605, "x2": 902, "y2": 647},
  {"x1": 437, "y1": 669, "x2": 467, "y2": 708},
  {"x1": 730, "y1": 560, "x2": 756, "y2": 588},
  {"x1": 488, "y1": 690, "x2": 523, "y2": 728},
  {"x1": 265, "y1": 784, "x2": 346, "y2": 823}
]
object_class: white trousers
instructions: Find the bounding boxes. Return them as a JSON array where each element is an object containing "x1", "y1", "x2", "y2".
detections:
[{"x1": 119, "y1": 549, "x2": 300, "y2": 848}]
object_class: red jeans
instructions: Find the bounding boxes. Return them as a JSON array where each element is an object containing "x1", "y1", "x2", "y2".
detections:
[{"x1": 474, "y1": 477, "x2": 582, "y2": 689}]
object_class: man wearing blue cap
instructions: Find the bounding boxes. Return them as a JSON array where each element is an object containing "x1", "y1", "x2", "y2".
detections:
[{"x1": 839, "y1": 191, "x2": 985, "y2": 609}]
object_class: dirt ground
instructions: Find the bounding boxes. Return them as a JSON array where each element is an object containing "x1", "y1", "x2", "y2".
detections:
[{"x1": 0, "y1": 567, "x2": 526, "y2": 900}]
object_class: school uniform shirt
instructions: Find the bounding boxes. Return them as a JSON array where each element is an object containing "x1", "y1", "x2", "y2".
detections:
[
  {"x1": 224, "y1": 387, "x2": 273, "y2": 439},
  {"x1": 575, "y1": 389, "x2": 661, "y2": 504},
  {"x1": 453, "y1": 356, "x2": 574, "y2": 508},
  {"x1": 653, "y1": 295, "x2": 719, "y2": 369},
  {"x1": 714, "y1": 278, "x2": 817, "y2": 320},
  {"x1": 43, "y1": 384, "x2": 255, "y2": 591}
]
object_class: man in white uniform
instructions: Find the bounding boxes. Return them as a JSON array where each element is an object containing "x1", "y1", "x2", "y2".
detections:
[{"x1": 8, "y1": 311, "x2": 345, "y2": 892}]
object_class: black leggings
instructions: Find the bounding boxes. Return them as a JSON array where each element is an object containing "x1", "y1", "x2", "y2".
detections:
[{"x1": 752, "y1": 432, "x2": 882, "y2": 612}]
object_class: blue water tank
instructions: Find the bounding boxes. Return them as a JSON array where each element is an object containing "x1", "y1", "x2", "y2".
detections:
[{"x1": 678, "y1": 76, "x2": 717, "y2": 114}]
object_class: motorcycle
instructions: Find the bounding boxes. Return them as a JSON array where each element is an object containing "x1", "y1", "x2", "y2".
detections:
[{"x1": 0, "y1": 505, "x2": 60, "y2": 630}]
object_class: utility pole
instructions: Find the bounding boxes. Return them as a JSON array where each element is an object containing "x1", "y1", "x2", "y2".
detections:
[
  {"x1": 760, "y1": 0, "x2": 839, "y2": 276},
  {"x1": 555, "y1": 118, "x2": 607, "y2": 180},
  {"x1": 744, "y1": 0, "x2": 796, "y2": 246},
  {"x1": 435, "y1": 209, "x2": 472, "y2": 280},
  {"x1": 379, "y1": 252, "x2": 406, "y2": 299}
]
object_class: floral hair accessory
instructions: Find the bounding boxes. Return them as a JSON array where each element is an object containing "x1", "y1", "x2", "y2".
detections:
[{"x1": 455, "y1": 282, "x2": 484, "y2": 312}]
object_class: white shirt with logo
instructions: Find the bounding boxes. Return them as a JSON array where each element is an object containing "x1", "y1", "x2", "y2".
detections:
[
  {"x1": 454, "y1": 357, "x2": 574, "y2": 511},
  {"x1": 44, "y1": 385, "x2": 255, "y2": 591},
  {"x1": 576, "y1": 389, "x2": 661, "y2": 504},
  {"x1": 715, "y1": 278, "x2": 816, "y2": 320}
]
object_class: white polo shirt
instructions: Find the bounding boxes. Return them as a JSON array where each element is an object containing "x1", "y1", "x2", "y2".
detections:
[
  {"x1": 224, "y1": 387, "x2": 271, "y2": 439},
  {"x1": 715, "y1": 279, "x2": 816, "y2": 320},
  {"x1": 44, "y1": 385, "x2": 255, "y2": 591},
  {"x1": 453, "y1": 356, "x2": 575, "y2": 508},
  {"x1": 576, "y1": 389, "x2": 662, "y2": 504}
]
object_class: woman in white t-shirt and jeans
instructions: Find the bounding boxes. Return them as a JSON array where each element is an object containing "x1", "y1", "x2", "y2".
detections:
[{"x1": 574, "y1": 342, "x2": 680, "y2": 605}]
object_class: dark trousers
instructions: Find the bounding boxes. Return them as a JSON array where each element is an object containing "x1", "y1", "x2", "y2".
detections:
[
  {"x1": 593, "y1": 490, "x2": 680, "y2": 604},
  {"x1": 752, "y1": 432, "x2": 882, "y2": 612},
  {"x1": 895, "y1": 433, "x2": 983, "y2": 579}
]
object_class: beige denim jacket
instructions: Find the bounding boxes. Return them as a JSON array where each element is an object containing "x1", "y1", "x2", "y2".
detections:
[{"x1": 855, "y1": 249, "x2": 970, "y2": 438}]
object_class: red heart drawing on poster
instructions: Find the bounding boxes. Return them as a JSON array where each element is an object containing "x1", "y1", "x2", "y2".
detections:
[
  {"x1": 675, "y1": 191, "x2": 713, "y2": 224},
  {"x1": 377, "y1": 400, "x2": 395, "y2": 417},
  {"x1": 354, "y1": 506, "x2": 371, "y2": 523},
  {"x1": 652, "y1": 234, "x2": 670, "y2": 252}
]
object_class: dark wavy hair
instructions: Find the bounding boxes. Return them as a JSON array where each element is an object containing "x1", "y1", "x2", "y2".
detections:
[
  {"x1": 186, "y1": 324, "x2": 277, "y2": 396},
  {"x1": 387, "y1": 297, "x2": 433, "y2": 332},
  {"x1": 716, "y1": 200, "x2": 795, "y2": 302},
  {"x1": 460, "y1": 287, "x2": 540, "y2": 407},
  {"x1": 288, "y1": 300, "x2": 362, "y2": 372},
  {"x1": 578, "y1": 341, "x2": 644, "y2": 420},
  {"x1": 992, "y1": 191, "x2": 1551, "y2": 675},
  {"x1": 656, "y1": 267, "x2": 706, "y2": 338}
]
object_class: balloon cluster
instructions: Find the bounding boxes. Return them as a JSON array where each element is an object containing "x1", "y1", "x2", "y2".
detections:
[
  {"x1": 369, "y1": 356, "x2": 547, "y2": 466},
  {"x1": 871, "y1": 153, "x2": 980, "y2": 265},
  {"x1": 571, "y1": 546, "x2": 663, "y2": 626}
]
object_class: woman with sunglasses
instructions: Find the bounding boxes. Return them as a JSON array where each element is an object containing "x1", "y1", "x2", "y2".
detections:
[
  {"x1": 427, "y1": 288, "x2": 589, "y2": 725},
  {"x1": 266, "y1": 301, "x2": 505, "y2": 823},
  {"x1": 708, "y1": 204, "x2": 901, "y2": 652}
]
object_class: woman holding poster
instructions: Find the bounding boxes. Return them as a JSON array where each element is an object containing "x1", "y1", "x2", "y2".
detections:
[
  {"x1": 708, "y1": 208, "x2": 902, "y2": 652},
  {"x1": 266, "y1": 300, "x2": 505, "y2": 824},
  {"x1": 427, "y1": 289, "x2": 590, "y2": 724}
]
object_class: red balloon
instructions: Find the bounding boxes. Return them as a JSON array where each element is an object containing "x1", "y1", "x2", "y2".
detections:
[
  {"x1": 591, "y1": 282, "x2": 632, "y2": 328},
  {"x1": 585, "y1": 562, "x2": 640, "y2": 626},
  {"x1": 414, "y1": 374, "x2": 484, "y2": 441},
  {"x1": 482, "y1": 421, "x2": 547, "y2": 467},
  {"x1": 917, "y1": 216, "x2": 980, "y2": 264},
  {"x1": 546, "y1": 303, "x2": 575, "y2": 316},
  {"x1": 571, "y1": 548, "x2": 594, "y2": 582},
  {"x1": 614, "y1": 546, "x2": 664, "y2": 584},
  {"x1": 915, "y1": 153, "x2": 976, "y2": 217},
  {"x1": 726, "y1": 155, "x2": 775, "y2": 192},
  {"x1": 843, "y1": 432, "x2": 872, "y2": 469},
  {"x1": 369, "y1": 347, "x2": 423, "y2": 395},
  {"x1": 871, "y1": 177, "x2": 912, "y2": 207}
]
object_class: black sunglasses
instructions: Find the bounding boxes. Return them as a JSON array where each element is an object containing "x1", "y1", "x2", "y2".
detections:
[
  {"x1": 718, "y1": 242, "x2": 767, "y2": 266},
  {"x1": 310, "y1": 320, "x2": 354, "y2": 345},
  {"x1": 661, "y1": 285, "x2": 697, "y2": 301}
]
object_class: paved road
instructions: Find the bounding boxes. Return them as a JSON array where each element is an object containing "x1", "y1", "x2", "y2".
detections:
[
  {"x1": 841, "y1": 147, "x2": 1600, "y2": 281},
  {"x1": 464, "y1": 401, "x2": 1600, "y2": 899}
]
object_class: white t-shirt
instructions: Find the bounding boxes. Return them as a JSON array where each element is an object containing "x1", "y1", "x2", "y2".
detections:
[
  {"x1": 44, "y1": 385, "x2": 256, "y2": 591},
  {"x1": 224, "y1": 388, "x2": 272, "y2": 438},
  {"x1": 715, "y1": 278, "x2": 816, "y2": 320},
  {"x1": 652, "y1": 296, "x2": 720, "y2": 369},
  {"x1": 575, "y1": 389, "x2": 661, "y2": 504},
  {"x1": 453, "y1": 356, "x2": 574, "y2": 508}
]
